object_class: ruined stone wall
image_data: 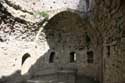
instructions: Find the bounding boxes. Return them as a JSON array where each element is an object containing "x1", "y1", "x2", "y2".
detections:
[
  {"x1": 2, "y1": 0, "x2": 87, "y2": 22},
  {"x1": 27, "y1": 11, "x2": 102, "y2": 83},
  {"x1": 0, "y1": 2, "x2": 50, "y2": 77},
  {"x1": 0, "y1": 0, "x2": 124, "y2": 83},
  {"x1": 0, "y1": 0, "x2": 88, "y2": 79},
  {"x1": 0, "y1": 1, "x2": 94, "y2": 80},
  {"x1": 88, "y1": 0, "x2": 125, "y2": 83}
]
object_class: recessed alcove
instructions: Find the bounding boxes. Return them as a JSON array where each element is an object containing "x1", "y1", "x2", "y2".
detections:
[
  {"x1": 87, "y1": 51, "x2": 94, "y2": 63},
  {"x1": 22, "y1": 53, "x2": 31, "y2": 65},
  {"x1": 70, "y1": 52, "x2": 76, "y2": 63},
  {"x1": 49, "y1": 52, "x2": 55, "y2": 63}
]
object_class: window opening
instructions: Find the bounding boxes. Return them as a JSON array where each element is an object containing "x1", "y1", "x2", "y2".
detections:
[
  {"x1": 87, "y1": 51, "x2": 94, "y2": 63},
  {"x1": 49, "y1": 52, "x2": 55, "y2": 63},
  {"x1": 70, "y1": 52, "x2": 76, "y2": 63},
  {"x1": 107, "y1": 46, "x2": 110, "y2": 57}
]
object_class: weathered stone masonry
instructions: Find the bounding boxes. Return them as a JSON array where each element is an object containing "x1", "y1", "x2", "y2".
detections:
[{"x1": 0, "y1": 0, "x2": 124, "y2": 83}]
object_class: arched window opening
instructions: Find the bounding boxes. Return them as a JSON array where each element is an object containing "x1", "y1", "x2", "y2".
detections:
[
  {"x1": 70, "y1": 52, "x2": 76, "y2": 63},
  {"x1": 49, "y1": 52, "x2": 55, "y2": 63},
  {"x1": 87, "y1": 51, "x2": 94, "y2": 63},
  {"x1": 22, "y1": 53, "x2": 31, "y2": 65}
]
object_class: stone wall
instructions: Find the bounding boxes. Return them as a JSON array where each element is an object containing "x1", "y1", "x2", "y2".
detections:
[
  {"x1": 89, "y1": 0, "x2": 125, "y2": 83},
  {"x1": 0, "y1": 0, "x2": 124, "y2": 83},
  {"x1": 25, "y1": 11, "x2": 103, "y2": 83},
  {"x1": 0, "y1": 0, "x2": 88, "y2": 78}
]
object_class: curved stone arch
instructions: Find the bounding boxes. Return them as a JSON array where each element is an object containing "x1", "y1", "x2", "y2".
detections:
[
  {"x1": 45, "y1": 10, "x2": 84, "y2": 31},
  {"x1": 44, "y1": 10, "x2": 104, "y2": 82},
  {"x1": 47, "y1": 10, "x2": 98, "y2": 31},
  {"x1": 44, "y1": 9, "x2": 103, "y2": 48},
  {"x1": 47, "y1": 8, "x2": 84, "y2": 19}
]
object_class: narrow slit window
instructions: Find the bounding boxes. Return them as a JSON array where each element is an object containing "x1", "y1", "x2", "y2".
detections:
[
  {"x1": 107, "y1": 46, "x2": 110, "y2": 57},
  {"x1": 87, "y1": 51, "x2": 94, "y2": 63},
  {"x1": 49, "y1": 52, "x2": 55, "y2": 63},
  {"x1": 70, "y1": 52, "x2": 76, "y2": 63}
]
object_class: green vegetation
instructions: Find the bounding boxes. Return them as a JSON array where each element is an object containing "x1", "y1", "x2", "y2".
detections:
[{"x1": 34, "y1": 11, "x2": 49, "y2": 18}]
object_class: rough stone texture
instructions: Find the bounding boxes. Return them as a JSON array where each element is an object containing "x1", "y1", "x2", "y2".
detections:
[
  {"x1": 2, "y1": 0, "x2": 87, "y2": 22},
  {"x1": 0, "y1": 0, "x2": 88, "y2": 78},
  {"x1": 0, "y1": 0, "x2": 124, "y2": 83},
  {"x1": 0, "y1": 1, "x2": 49, "y2": 78},
  {"x1": 91, "y1": 0, "x2": 124, "y2": 83},
  {"x1": 26, "y1": 12, "x2": 100, "y2": 83}
]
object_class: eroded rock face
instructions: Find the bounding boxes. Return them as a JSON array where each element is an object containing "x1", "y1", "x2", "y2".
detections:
[
  {"x1": 0, "y1": 2, "x2": 49, "y2": 78},
  {"x1": 0, "y1": 0, "x2": 87, "y2": 78},
  {"x1": 2, "y1": 0, "x2": 87, "y2": 22}
]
